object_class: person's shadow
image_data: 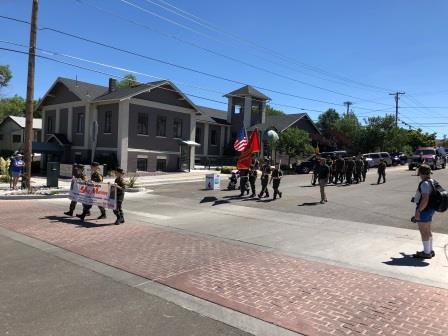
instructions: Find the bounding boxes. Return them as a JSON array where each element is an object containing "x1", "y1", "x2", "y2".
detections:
[
  {"x1": 298, "y1": 202, "x2": 320, "y2": 206},
  {"x1": 43, "y1": 215, "x2": 115, "y2": 228},
  {"x1": 382, "y1": 252, "x2": 430, "y2": 267}
]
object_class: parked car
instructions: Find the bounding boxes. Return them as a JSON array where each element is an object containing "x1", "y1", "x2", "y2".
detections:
[
  {"x1": 409, "y1": 147, "x2": 447, "y2": 170},
  {"x1": 362, "y1": 154, "x2": 374, "y2": 168},
  {"x1": 363, "y1": 152, "x2": 392, "y2": 167},
  {"x1": 390, "y1": 152, "x2": 408, "y2": 165},
  {"x1": 295, "y1": 156, "x2": 316, "y2": 174}
]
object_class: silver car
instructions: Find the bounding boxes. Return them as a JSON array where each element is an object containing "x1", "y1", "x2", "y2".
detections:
[{"x1": 363, "y1": 152, "x2": 392, "y2": 167}]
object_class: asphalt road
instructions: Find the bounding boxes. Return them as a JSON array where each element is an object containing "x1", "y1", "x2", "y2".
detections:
[
  {"x1": 0, "y1": 235, "x2": 252, "y2": 336},
  {"x1": 148, "y1": 166, "x2": 448, "y2": 234}
]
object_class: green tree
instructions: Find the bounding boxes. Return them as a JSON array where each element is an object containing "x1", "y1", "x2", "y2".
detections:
[
  {"x1": 0, "y1": 96, "x2": 41, "y2": 122},
  {"x1": 265, "y1": 104, "x2": 285, "y2": 117},
  {"x1": 334, "y1": 113, "x2": 362, "y2": 152},
  {"x1": 0, "y1": 65, "x2": 12, "y2": 89},
  {"x1": 277, "y1": 128, "x2": 311, "y2": 165},
  {"x1": 117, "y1": 74, "x2": 139, "y2": 88},
  {"x1": 317, "y1": 108, "x2": 340, "y2": 132}
]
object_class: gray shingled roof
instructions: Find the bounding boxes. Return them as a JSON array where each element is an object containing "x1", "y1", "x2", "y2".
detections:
[
  {"x1": 224, "y1": 85, "x2": 270, "y2": 100},
  {"x1": 93, "y1": 80, "x2": 166, "y2": 102},
  {"x1": 196, "y1": 105, "x2": 229, "y2": 125},
  {"x1": 8, "y1": 116, "x2": 42, "y2": 129},
  {"x1": 58, "y1": 77, "x2": 108, "y2": 101},
  {"x1": 248, "y1": 113, "x2": 308, "y2": 132}
]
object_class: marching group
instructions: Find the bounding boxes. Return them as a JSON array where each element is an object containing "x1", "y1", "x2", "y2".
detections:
[{"x1": 63, "y1": 162, "x2": 126, "y2": 225}]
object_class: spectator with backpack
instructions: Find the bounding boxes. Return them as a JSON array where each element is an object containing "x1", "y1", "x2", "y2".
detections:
[{"x1": 412, "y1": 164, "x2": 439, "y2": 259}]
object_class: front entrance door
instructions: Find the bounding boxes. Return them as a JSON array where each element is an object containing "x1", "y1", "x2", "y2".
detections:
[{"x1": 179, "y1": 144, "x2": 190, "y2": 171}]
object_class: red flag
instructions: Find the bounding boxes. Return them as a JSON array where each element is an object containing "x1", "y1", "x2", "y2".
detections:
[{"x1": 237, "y1": 129, "x2": 260, "y2": 170}]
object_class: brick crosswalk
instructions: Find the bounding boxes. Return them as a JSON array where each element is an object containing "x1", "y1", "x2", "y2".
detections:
[{"x1": 1, "y1": 201, "x2": 447, "y2": 335}]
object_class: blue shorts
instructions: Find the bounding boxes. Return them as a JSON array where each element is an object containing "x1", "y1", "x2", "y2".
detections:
[{"x1": 416, "y1": 208, "x2": 435, "y2": 223}]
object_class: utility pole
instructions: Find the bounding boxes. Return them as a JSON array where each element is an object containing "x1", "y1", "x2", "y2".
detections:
[
  {"x1": 343, "y1": 101, "x2": 353, "y2": 116},
  {"x1": 389, "y1": 92, "x2": 405, "y2": 127},
  {"x1": 24, "y1": 0, "x2": 39, "y2": 192}
]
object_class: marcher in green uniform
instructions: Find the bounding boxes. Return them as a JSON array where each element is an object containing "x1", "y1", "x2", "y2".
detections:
[
  {"x1": 76, "y1": 162, "x2": 106, "y2": 221},
  {"x1": 354, "y1": 156, "x2": 364, "y2": 184},
  {"x1": 362, "y1": 156, "x2": 369, "y2": 182},
  {"x1": 334, "y1": 155, "x2": 345, "y2": 184},
  {"x1": 113, "y1": 168, "x2": 126, "y2": 225},
  {"x1": 258, "y1": 160, "x2": 271, "y2": 198},
  {"x1": 377, "y1": 159, "x2": 387, "y2": 184},
  {"x1": 248, "y1": 164, "x2": 258, "y2": 197},
  {"x1": 64, "y1": 164, "x2": 88, "y2": 216},
  {"x1": 345, "y1": 157, "x2": 355, "y2": 185},
  {"x1": 239, "y1": 169, "x2": 250, "y2": 196},
  {"x1": 270, "y1": 163, "x2": 283, "y2": 200}
]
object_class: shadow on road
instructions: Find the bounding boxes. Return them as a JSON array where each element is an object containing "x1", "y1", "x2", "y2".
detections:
[
  {"x1": 200, "y1": 196, "x2": 218, "y2": 203},
  {"x1": 382, "y1": 252, "x2": 430, "y2": 267},
  {"x1": 43, "y1": 215, "x2": 115, "y2": 228},
  {"x1": 298, "y1": 202, "x2": 321, "y2": 206}
]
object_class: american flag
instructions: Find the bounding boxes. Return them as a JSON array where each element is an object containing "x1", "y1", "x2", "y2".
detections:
[{"x1": 233, "y1": 127, "x2": 248, "y2": 152}]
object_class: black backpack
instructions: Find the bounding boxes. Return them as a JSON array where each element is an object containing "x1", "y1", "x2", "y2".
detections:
[{"x1": 419, "y1": 180, "x2": 448, "y2": 212}]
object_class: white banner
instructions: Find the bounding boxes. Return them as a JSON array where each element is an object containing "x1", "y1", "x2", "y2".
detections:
[{"x1": 69, "y1": 179, "x2": 117, "y2": 209}]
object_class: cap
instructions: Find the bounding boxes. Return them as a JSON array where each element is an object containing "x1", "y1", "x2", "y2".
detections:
[
  {"x1": 418, "y1": 164, "x2": 432, "y2": 176},
  {"x1": 91, "y1": 162, "x2": 100, "y2": 167},
  {"x1": 116, "y1": 168, "x2": 124, "y2": 174},
  {"x1": 74, "y1": 164, "x2": 84, "y2": 169}
]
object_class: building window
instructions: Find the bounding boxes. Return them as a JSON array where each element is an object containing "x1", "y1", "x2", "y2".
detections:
[
  {"x1": 210, "y1": 129, "x2": 217, "y2": 146},
  {"x1": 12, "y1": 134, "x2": 21, "y2": 143},
  {"x1": 195, "y1": 127, "x2": 202, "y2": 144},
  {"x1": 156, "y1": 159, "x2": 167, "y2": 171},
  {"x1": 233, "y1": 104, "x2": 243, "y2": 114},
  {"x1": 0, "y1": 134, "x2": 3, "y2": 141},
  {"x1": 76, "y1": 113, "x2": 85, "y2": 134},
  {"x1": 46, "y1": 116, "x2": 53, "y2": 133},
  {"x1": 157, "y1": 116, "x2": 167, "y2": 137},
  {"x1": 104, "y1": 111, "x2": 112, "y2": 133},
  {"x1": 137, "y1": 158, "x2": 148, "y2": 171},
  {"x1": 173, "y1": 118, "x2": 183, "y2": 138},
  {"x1": 137, "y1": 112, "x2": 149, "y2": 135}
]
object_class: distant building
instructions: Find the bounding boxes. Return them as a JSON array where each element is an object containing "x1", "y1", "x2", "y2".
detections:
[
  {"x1": 36, "y1": 77, "x2": 320, "y2": 172},
  {"x1": 0, "y1": 116, "x2": 42, "y2": 153}
]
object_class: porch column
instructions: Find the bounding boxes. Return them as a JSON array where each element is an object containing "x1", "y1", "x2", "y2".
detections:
[
  {"x1": 67, "y1": 107, "x2": 73, "y2": 142},
  {"x1": 219, "y1": 126, "x2": 225, "y2": 156},
  {"x1": 203, "y1": 123, "x2": 209, "y2": 156},
  {"x1": 189, "y1": 113, "x2": 196, "y2": 171},
  {"x1": 117, "y1": 99, "x2": 130, "y2": 171}
]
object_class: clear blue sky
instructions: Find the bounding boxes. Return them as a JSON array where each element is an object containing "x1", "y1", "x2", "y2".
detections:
[{"x1": 1, "y1": 0, "x2": 447, "y2": 137}]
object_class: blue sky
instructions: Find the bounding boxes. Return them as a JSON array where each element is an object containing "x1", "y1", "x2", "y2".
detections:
[{"x1": 1, "y1": 0, "x2": 447, "y2": 136}]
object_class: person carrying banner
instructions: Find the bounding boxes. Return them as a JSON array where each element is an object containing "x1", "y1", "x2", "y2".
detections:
[
  {"x1": 248, "y1": 164, "x2": 258, "y2": 197},
  {"x1": 76, "y1": 162, "x2": 107, "y2": 221},
  {"x1": 64, "y1": 164, "x2": 88, "y2": 217},
  {"x1": 113, "y1": 168, "x2": 126, "y2": 225}
]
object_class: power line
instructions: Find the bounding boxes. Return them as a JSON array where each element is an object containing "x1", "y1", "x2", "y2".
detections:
[
  {"x1": 70, "y1": 1, "x2": 391, "y2": 106},
  {"x1": 0, "y1": 45, "x2": 337, "y2": 117},
  {"x1": 141, "y1": 0, "x2": 392, "y2": 94}
]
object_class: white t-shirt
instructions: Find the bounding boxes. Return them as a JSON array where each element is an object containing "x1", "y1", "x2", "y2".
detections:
[{"x1": 414, "y1": 179, "x2": 433, "y2": 205}]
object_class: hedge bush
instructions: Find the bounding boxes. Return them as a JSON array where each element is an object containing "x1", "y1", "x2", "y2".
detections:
[
  {"x1": 0, "y1": 175, "x2": 10, "y2": 183},
  {"x1": 221, "y1": 166, "x2": 236, "y2": 174}
]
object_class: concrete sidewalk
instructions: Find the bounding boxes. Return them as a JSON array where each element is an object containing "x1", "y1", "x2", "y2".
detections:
[{"x1": 0, "y1": 234, "x2": 252, "y2": 336}]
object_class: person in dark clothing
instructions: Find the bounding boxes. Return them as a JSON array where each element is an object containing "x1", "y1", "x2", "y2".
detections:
[
  {"x1": 248, "y1": 164, "x2": 258, "y2": 197},
  {"x1": 76, "y1": 162, "x2": 107, "y2": 221},
  {"x1": 354, "y1": 157, "x2": 364, "y2": 184},
  {"x1": 239, "y1": 169, "x2": 250, "y2": 196},
  {"x1": 312, "y1": 156, "x2": 320, "y2": 185},
  {"x1": 258, "y1": 160, "x2": 271, "y2": 198},
  {"x1": 377, "y1": 159, "x2": 387, "y2": 184},
  {"x1": 317, "y1": 158, "x2": 330, "y2": 203},
  {"x1": 326, "y1": 157, "x2": 334, "y2": 184},
  {"x1": 362, "y1": 156, "x2": 369, "y2": 182},
  {"x1": 345, "y1": 157, "x2": 355, "y2": 185},
  {"x1": 270, "y1": 163, "x2": 283, "y2": 200},
  {"x1": 334, "y1": 156, "x2": 345, "y2": 184},
  {"x1": 64, "y1": 164, "x2": 88, "y2": 217},
  {"x1": 113, "y1": 168, "x2": 126, "y2": 225}
]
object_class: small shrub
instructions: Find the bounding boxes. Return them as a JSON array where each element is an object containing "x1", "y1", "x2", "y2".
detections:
[
  {"x1": 126, "y1": 176, "x2": 138, "y2": 188},
  {"x1": 0, "y1": 175, "x2": 11, "y2": 183},
  {"x1": 221, "y1": 166, "x2": 236, "y2": 174}
]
